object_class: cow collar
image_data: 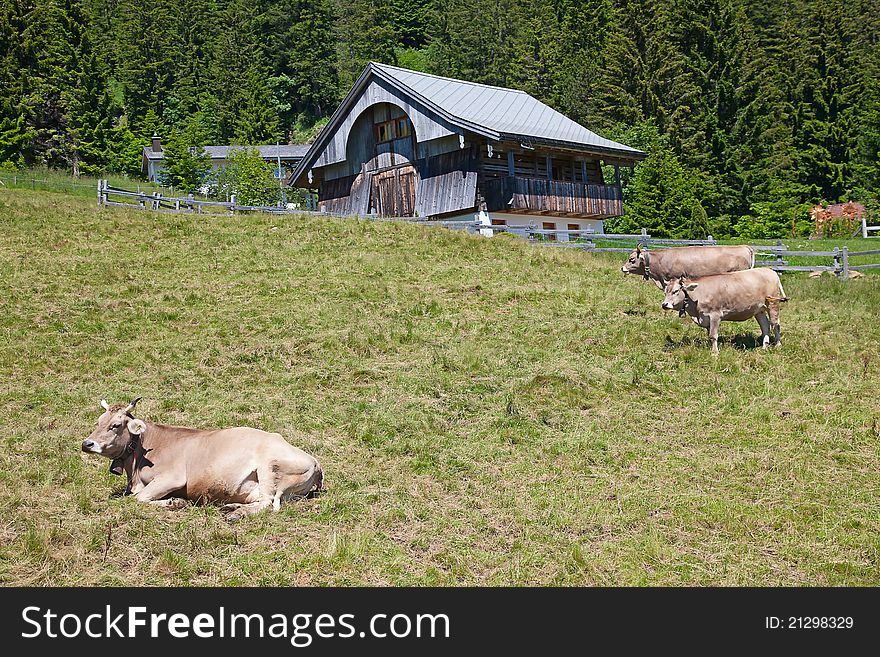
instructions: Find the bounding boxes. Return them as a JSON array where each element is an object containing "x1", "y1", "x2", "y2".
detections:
[
  {"x1": 678, "y1": 283, "x2": 696, "y2": 317},
  {"x1": 109, "y1": 425, "x2": 142, "y2": 478},
  {"x1": 641, "y1": 249, "x2": 651, "y2": 280}
]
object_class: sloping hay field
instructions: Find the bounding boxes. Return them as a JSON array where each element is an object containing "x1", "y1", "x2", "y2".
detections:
[{"x1": 0, "y1": 190, "x2": 878, "y2": 586}]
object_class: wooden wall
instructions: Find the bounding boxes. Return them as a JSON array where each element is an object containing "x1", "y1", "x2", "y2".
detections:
[
  {"x1": 414, "y1": 147, "x2": 478, "y2": 217},
  {"x1": 313, "y1": 78, "x2": 458, "y2": 169}
]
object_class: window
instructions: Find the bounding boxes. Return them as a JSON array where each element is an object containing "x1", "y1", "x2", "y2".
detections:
[
  {"x1": 376, "y1": 117, "x2": 412, "y2": 143},
  {"x1": 491, "y1": 218, "x2": 506, "y2": 226},
  {"x1": 567, "y1": 223, "x2": 579, "y2": 232},
  {"x1": 543, "y1": 221, "x2": 557, "y2": 241},
  {"x1": 396, "y1": 117, "x2": 411, "y2": 138},
  {"x1": 376, "y1": 121, "x2": 393, "y2": 143}
]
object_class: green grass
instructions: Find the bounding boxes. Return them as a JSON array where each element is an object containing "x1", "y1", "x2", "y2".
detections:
[
  {"x1": 1, "y1": 188, "x2": 879, "y2": 586},
  {"x1": 0, "y1": 167, "x2": 183, "y2": 200}
]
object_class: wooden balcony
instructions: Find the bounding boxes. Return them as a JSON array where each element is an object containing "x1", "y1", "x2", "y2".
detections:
[{"x1": 482, "y1": 176, "x2": 623, "y2": 218}]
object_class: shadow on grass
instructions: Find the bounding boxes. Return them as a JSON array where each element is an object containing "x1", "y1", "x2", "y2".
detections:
[{"x1": 663, "y1": 333, "x2": 764, "y2": 351}]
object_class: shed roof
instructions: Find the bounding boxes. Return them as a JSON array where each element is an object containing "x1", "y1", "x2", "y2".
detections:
[{"x1": 142, "y1": 144, "x2": 310, "y2": 161}]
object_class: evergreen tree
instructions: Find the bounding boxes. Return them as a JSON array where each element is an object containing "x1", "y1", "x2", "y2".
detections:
[
  {"x1": 334, "y1": 0, "x2": 398, "y2": 92},
  {"x1": 615, "y1": 122, "x2": 697, "y2": 237},
  {"x1": 685, "y1": 199, "x2": 709, "y2": 240},
  {"x1": 68, "y1": 49, "x2": 115, "y2": 175},
  {"x1": 234, "y1": 69, "x2": 282, "y2": 144},
  {"x1": 0, "y1": 0, "x2": 34, "y2": 167},
  {"x1": 114, "y1": 0, "x2": 179, "y2": 130},
  {"x1": 390, "y1": 0, "x2": 432, "y2": 48},
  {"x1": 108, "y1": 118, "x2": 143, "y2": 177},
  {"x1": 264, "y1": 0, "x2": 339, "y2": 127},
  {"x1": 427, "y1": 0, "x2": 517, "y2": 87},
  {"x1": 158, "y1": 121, "x2": 210, "y2": 191}
]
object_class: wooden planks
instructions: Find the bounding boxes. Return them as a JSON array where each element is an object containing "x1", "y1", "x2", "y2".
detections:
[
  {"x1": 414, "y1": 147, "x2": 478, "y2": 217},
  {"x1": 482, "y1": 176, "x2": 623, "y2": 217}
]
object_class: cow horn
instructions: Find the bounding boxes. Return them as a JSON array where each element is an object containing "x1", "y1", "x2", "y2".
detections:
[
  {"x1": 100, "y1": 399, "x2": 110, "y2": 411},
  {"x1": 124, "y1": 396, "x2": 142, "y2": 414}
]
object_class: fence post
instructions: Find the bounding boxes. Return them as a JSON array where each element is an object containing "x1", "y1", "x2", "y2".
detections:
[
  {"x1": 832, "y1": 246, "x2": 839, "y2": 276},
  {"x1": 842, "y1": 246, "x2": 849, "y2": 280},
  {"x1": 97, "y1": 179, "x2": 101, "y2": 206},
  {"x1": 707, "y1": 234, "x2": 714, "y2": 245},
  {"x1": 229, "y1": 194, "x2": 236, "y2": 215},
  {"x1": 863, "y1": 216, "x2": 869, "y2": 239},
  {"x1": 776, "y1": 239, "x2": 784, "y2": 269}
]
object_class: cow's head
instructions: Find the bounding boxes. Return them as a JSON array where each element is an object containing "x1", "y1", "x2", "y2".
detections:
[
  {"x1": 621, "y1": 246, "x2": 647, "y2": 276},
  {"x1": 82, "y1": 397, "x2": 146, "y2": 461},
  {"x1": 661, "y1": 277, "x2": 698, "y2": 312}
]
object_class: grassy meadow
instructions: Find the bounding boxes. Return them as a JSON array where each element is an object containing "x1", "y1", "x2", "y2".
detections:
[{"x1": 1, "y1": 188, "x2": 879, "y2": 586}]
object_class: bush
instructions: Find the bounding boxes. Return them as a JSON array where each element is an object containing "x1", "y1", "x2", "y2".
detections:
[{"x1": 209, "y1": 147, "x2": 282, "y2": 207}]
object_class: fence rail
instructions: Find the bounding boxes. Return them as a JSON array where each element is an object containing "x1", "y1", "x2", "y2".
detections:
[
  {"x1": 97, "y1": 180, "x2": 318, "y2": 214},
  {"x1": 476, "y1": 224, "x2": 717, "y2": 249},
  {"x1": 478, "y1": 226, "x2": 876, "y2": 280},
  {"x1": 861, "y1": 215, "x2": 880, "y2": 238},
  {"x1": 95, "y1": 181, "x2": 876, "y2": 280}
]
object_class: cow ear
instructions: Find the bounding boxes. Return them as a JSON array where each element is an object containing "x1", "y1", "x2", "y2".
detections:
[
  {"x1": 684, "y1": 282, "x2": 699, "y2": 292},
  {"x1": 100, "y1": 399, "x2": 110, "y2": 411},
  {"x1": 127, "y1": 419, "x2": 146, "y2": 435}
]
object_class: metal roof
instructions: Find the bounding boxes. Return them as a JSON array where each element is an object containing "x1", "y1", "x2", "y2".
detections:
[
  {"x1": 291, "y1": 63, "x2": 644, "y2": 184},
  {"x1": 143, "y1": 144, "x2": 310, "y2": 161},
  {"x1": 371, "y1": 63, "x2": 643, "y2": 156}
]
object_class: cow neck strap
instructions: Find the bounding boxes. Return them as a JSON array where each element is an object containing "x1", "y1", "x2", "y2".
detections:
[
  {"x1": 642, "y1": 249, "x2": 651, "y2": 279},
  {"x1": 679, "y1": 284, "x2": 696, "y2": 317},
  {"x1": 109, "y1": 425, "x2": 142, "y2": 477}
]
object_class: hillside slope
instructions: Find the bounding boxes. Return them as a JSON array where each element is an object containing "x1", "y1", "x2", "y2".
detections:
[{"x1": 1, "y1": 190, "x2": 878, "y2": 585}]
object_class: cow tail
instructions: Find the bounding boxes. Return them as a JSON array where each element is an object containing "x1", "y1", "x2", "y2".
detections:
[
  {"x1": 748, "y1": 245, "x2": 756, "y2": 269},
  {"x1": 777, "y1": 277, "x2": 789, "y2": 301},
  {"x1": 766, "y1": 279, "x2": 789, "y2": 304}
]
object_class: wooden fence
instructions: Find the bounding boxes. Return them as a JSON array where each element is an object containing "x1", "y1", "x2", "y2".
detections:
[
  {"x1": 97, "y1": 180, "x2": 318, "y2": 214},
  {"x1": 475, "y1": 224, "x2": 878, "y2": 279},
  {"x1": 751, "y1": 242, "x2": 880, "y2": 278},
  {"x1": 475, "y1": 224, "x2": 716, "y2": 252},
  {"x1": 96, "y1": 181, "x2": 877, "y2": 279},
  {"x1": 861, "y1": 214, "x2": 880, "y2": 238}
]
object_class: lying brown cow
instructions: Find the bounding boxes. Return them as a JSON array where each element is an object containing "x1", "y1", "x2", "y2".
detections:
[
  {"x1": 82, "y1": 397, "x2": 323, "y2": 522},
  {"x1": 660, "y1": 268, "x2": 789, "y2": 354},
  {"x1": 621, "y1": 244, "x2": 755, "y2": 289}
]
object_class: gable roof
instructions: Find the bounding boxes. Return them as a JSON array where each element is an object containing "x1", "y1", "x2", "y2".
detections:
[
  {"x1": 292, "y1": 63, "x2": 645, "y2": 184},
  {"x1": 372, "y1": 63, "x2": 641, "y2": 154}
]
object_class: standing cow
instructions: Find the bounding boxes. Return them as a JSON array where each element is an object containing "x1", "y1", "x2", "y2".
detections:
[
  {"x1": 660, "y1": 268, "x2": 789, "y2": 354},
  {"x1": 621, "y1": 244, "x2": 755, "y2": 289},
  {"x1": 82, "y1": 397, "x2": 324, "y2": 522}
]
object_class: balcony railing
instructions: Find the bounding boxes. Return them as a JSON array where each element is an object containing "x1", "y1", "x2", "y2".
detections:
[{"x1": 482, "y1": 176, "x2": 623, "y2": 217}]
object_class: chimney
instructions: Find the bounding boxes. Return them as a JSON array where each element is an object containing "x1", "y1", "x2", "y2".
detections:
[{"x1": 151, "y1": 134, "x2": 161, "y2": 152}]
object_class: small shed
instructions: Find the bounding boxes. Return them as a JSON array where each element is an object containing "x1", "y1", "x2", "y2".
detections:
[
  {"x1": 142, "y1": 138, "x2": 310, "y2": 184},
  {"x1": 290, "y1": 62, "x2": 645, "y2": 237}
]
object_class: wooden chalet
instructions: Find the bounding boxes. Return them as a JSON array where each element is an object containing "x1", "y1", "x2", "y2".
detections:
[{"x1": 291, "y1": 63, "x2": 645, "y2": 237}]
